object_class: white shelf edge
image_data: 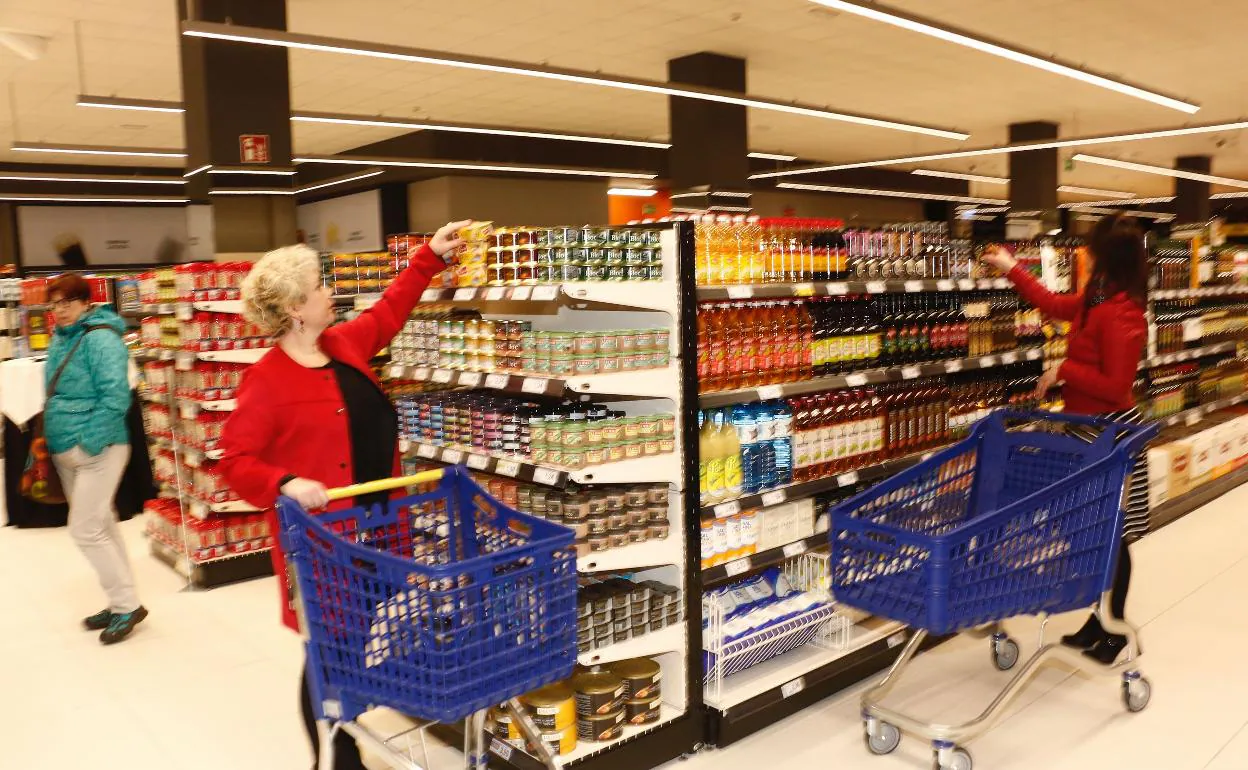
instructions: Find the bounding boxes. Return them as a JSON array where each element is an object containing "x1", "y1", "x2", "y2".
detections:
[
  {"x1": 570, "y1": 452, "x2": 683, "y2": 488},
  {"x1": 578, "y1": 623, "x2": 685, "y2": 667},
  {"x1": 566, "y1": 363, "x2": 680, "y2": 398},
  {"x1": 193, "y1": 300, "x2": 243, "y2": 314},
  {"x1": 577, "y1": 535, "x2": 682, "y2": 574}
]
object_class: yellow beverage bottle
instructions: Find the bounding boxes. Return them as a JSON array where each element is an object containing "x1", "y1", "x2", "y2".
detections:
[
  {"x1": 700, "y1": 411, "x2": 725, "y2": 504},
  {"x1": 716, "y1": 409, "x2": 743, "y2": 501},
  {"x1": 721, "y1": 214, "x2": 746, "y2": 285},
  {"x1": 744, "y1": 215, "x2": 764, "y2": 284},
  {"x1": 695, "y1": 215, "x2": 712, "y2": 286}
]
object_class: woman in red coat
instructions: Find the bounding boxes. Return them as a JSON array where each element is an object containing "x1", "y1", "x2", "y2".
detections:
[
  {"x1": 218, "y1": 220, "x2": 468, "y2": 770},
  {"x1": 983, "y1": 213, "x2": 1149, "y2": 664}
]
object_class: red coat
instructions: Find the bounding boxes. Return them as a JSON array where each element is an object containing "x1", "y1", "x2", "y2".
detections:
[
  {"x1": 1008, "y1": 264, "x2": 1146, "y2": 416},
  {"x1": 218, "y1": 244, "x2": 444, "y2": 630}
]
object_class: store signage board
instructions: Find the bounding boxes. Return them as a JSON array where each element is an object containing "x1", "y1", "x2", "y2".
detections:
[{"x1": 239, "y1": 134, "x2": 270, "y2": 163}]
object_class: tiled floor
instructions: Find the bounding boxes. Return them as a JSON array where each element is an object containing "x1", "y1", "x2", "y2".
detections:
[{"x1": 5, "y1": 483, "x2": 1248, "y2": 770}]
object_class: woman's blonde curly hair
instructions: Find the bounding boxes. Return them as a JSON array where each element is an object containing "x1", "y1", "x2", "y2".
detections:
[{"x1": 241, "y1": 244, "x2": 320, "y2": 337}]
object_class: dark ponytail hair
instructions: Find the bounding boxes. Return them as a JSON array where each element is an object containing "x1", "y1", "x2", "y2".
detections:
[{"x1": 1086, "y1": 213, "x2": 1148, "y2": 309}]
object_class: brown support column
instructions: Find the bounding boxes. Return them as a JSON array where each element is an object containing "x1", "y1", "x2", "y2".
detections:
[
  {"x1": 1175, "y1": 155, "x2": 1212, "y2": 225},
  {"x1": 668, "y1": 53, "x2": 750, "y2": 212},
  {"x1": 1008, "y1": 121, "x2": 1059, "y2": 234},
  {"x1": 177, "y1": 0, "x2": 296, "y2": 255}
]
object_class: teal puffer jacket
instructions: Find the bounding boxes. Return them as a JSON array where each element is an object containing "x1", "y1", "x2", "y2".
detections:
[{"x1": 44, "y1": 307, "x2": 131, "y2": 457}]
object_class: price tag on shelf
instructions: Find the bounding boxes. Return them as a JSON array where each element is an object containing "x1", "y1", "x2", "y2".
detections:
[
  {"x1": 453, "y1": 288, "x2": 477, "y2": 302},
  {"x1": 780, "y1": 677, "x2": 805, "y2": 699},
  {"x1": 1027, "y1": 348, "x2": 1042, "y2": 360},
  {"x1": 413, "y1": 367, "x2": 431, "y2": 381},
  {"x1": 979, "y1": 355, "x2": 998, "y2": 367},
  {"x1": 490, "y1": 740, "x2": 514, "y2": 762},
  {"x1": 794, "y1": 283, "x2": 815, "y2": 297},
  {"x1": 837, "y1": 471, "x2": 859, "y2": 487},
  {"x1": 466, "y1": 454, "x2": 490, "y2": 471},
  {"x1": 432, "y1": 369, "x2": 454, "y2": 384},
  {"x1": 903, "y1": 281, "x2": 923, "y2": 293},
  {"x1": 389, "y1": 364, "x2": 407, "y2": 380},
  {"x1": 761, "y1": 490, "x2": 787, "y2": 507},
  {"x1": 532, "y1": 467, "x2": 562, "y2": 486},
  {"x1": 724, "y1": 558, "x2": 751, "y2": 578},
  {"x1": 887, "y1": 632, "x2": 906, "y2": 649},
  {"x1": 1186, "y1": 411, "x2": 1202, "y2": 427},
  {"x1": 484, "y1": 373, "x2": 510, "y2": 390},
  {"x1": 521, "y1": 377, "x2": 548, "y2": 394},
  {"x1": 726, "y1": 286, "x2": 754, "y2": 299},
  {"x1": 945, "y1": 360, "x2": 963, "y2": 373},
  {"x1": 496, "y1": 459, "x2": 521, "y2": 478},
  {"x1": 957, "y1": 279, "x2": 975, "y2": 291},
  {"x1": 757, "y1": 385, "x2": 784, "y2": 400},
  {"x1": 1001, "y1": 352, "x2": 1018, "y2": 364},
  {"x1": 825, "y1": 282, "x2": 848, "y2": 296},
  {"x1": 782, "y1": 540, "x2": 808, "y2": 559},
  {"x1": 421, "y1": 290, "x2": 439, "y2": 302},
  {"x1": 532, "y1": 285, "x2": 559, "y2": 301},
  {"x1": 416, "y1": 444, "x2": 437, "y2": 459},
  {"x1": 901, "y1": 366, "x2": 920, "y2": 380},
  {"x1": 441, "y1": 448, "x2": 464, "y2": 465},
  {"x1": 484, "y1": 287, "x2": 507, "y2": 301},
  {"x1": 511, "y1": 286, "x2": 533, "y2": 301},
  {"x1": 865, "y1": 281, "x2": 886, "y2": 294},
  {"x1": 846, "y1": 373, "x2": 868, "y2": 387},
  {"x1": 714, "y1": 500, "x2": 741, "y2": 518},
  {"x1": 458, "y1": 372, "x2": 483, "y2": 388},
  {"x1": 936, "y1": 280, "x2": 954, "y2": 291}
]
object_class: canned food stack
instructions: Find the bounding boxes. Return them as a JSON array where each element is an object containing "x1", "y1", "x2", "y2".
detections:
[
  {"x1": 325, "y1": 251, "x2": 395, "y2": 296},
  {"x1": 179, "y1": 312, "x2": 270, "y2": 352},
  {"x1": 577, "y1": 576, "x2": 682, "y2": 655},
  {"x1": 172, "y1": 362, "x2": 247, "y2": 403},
  {"x1": 138, "y1": 267, "x2": 178, "y2": 305},
  {"x1": 140, "y1": 316, "x2": 181, "y2": 349}
]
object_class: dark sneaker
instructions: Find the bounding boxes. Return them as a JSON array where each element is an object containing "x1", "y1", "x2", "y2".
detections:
[
  {"x1": 83, "y1": 609, "x2": 114, "y2": 631},
  {"x1": 100, "y1": 606, "x2": 148, "y2": 645},
  {"x1": 1060, "y1": 614, "x2": 1104, "y2": 650}
]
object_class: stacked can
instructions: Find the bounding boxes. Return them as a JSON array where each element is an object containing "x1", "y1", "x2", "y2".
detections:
[
  {"x1": 486, "y1": 226, "x2": 664, "y2": 286},
  {"x1": 575, "y1": 577, "x2": 682, "y2": 655},
  {"x1": 491, "y1": 682, "x2": 578, "y2": 756}
]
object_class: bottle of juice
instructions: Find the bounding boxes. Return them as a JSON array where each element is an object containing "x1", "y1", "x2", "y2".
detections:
[
  {"x1": 716, "y1": 409, "x2": 743, "y2": 501},
  {"x1": 702, "y1": 214, "x2": 721, "y2": 286},
  {"x1": 739, "y1": 302, "x2": 760, "y2": 388},
  {"x1": 706, "y1": 303, "x2": 728, "y2": 391},
  {"x1": 695, "y1": 215, "x2": 712, "y2": 286},
  {"x1": 697, "y1": 302, "x2": 712, "y2": 385},
  {"x1": 723, "y1": 214, "x2": 746, "y2": 285},
  {"x1": 744, "y1": 215, "x2": 765, "y2": 284},
  {"x1": 699, "y1": 410, "x2": 722, "y2": 505}
]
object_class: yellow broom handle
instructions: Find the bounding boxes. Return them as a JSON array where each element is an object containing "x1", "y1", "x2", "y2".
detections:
[{"x1": 325, "y1": 468, "x2": 446, "y2": 502}]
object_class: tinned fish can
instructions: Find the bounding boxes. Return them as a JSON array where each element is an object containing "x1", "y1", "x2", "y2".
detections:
[
  {"x1": 572, "y1": 669, "x2": 626, "y2": 717},
  {"x1": 519, "y1": 683, "x2": 576, "y2": 731},
  {"x1": 577, "y1": 709, "x2": 625, "y2": 743},
  {"x1": 609, "y1": 657, "x2": 662, "y2": 700},
  {"x1": 624, "y1": 694, "x2": 662, "y2": 725}
]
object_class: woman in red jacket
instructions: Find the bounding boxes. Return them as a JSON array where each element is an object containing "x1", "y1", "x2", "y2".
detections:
[
  {"x1": 982, "y1": 213, "x2": 1149, "y2": 665},
  {"x1": 218, "y1": 220, "x2": 469, "y2": 770}
]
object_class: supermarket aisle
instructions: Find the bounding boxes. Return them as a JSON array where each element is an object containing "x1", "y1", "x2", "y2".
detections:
[{"x1": 3, "y1": 483, "x2": 1248, "y2": 770}]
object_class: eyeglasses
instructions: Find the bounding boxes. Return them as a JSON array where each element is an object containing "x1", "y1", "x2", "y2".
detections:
[{"x1": 49, "y1": 298, "x2": 85, "y2": 309}]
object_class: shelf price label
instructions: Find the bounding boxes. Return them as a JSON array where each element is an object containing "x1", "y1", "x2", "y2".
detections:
[
  {"x1": 846, "y1": 373, "x2": 869, "y2": 387},
  {"x1": 532, "y1": 467, "x2": 562, "y2": 486},
  {"x1": 957, "y1": 279, "x2": 975, "y2": 291},
  {"x1": 1186, "y1": 411, "x2": 1202, "y2": 427},
  {"x1": 496, "y1": 459, "x2": 521, "y2": 478},
  {"x1": 521, "y1": 377, "x2": 548, "y2": 394},
  {"x1": 726, "y1": 285, "x2": 754, "y2": 299},
  {"x1": 466, "y1": 454, "x2": 490, "y2": 471},
  {"x1": 724, "y1": 558, "x2": 751, "y2": 578},
  {"x1": 490, "y1": 740, "x2": 514, "y2": 762},
  {"x1": 713, "y1": 500, "x2": 741, "y2": 518},
  {"x1": 757, "y1": 385, "x2": 784, "y2": 400},
  {"x1": 761, "y1": 490, "x2": 787, "y2": 507},
  {"x1": 979, "y1": 355, "x2": 998, "y2": 367},
  {"x1": 413, "y1": 367, "x2": 431, "y2": 381},
  {"x1": 837, "y1": 471, "x2": 859, "y2": 487},
  {"x1": 780, "y1": 677, "x2": 805, "y2": 699},
  {"x1": 865, "y1": 281, "x2": 887, "y2": 294},
  {"x1": 945, "y1": 360, "x2": 963, "y2": 373},
  {"x1": 793, "y1": 283, "x2": 815, "y2": 296},
  {"x1": 903, "y1": 281, "x2": 923, "y2": 293},
  {"x1": 887, "y1": 632, "x2": 907, "y2": 649},
  {"x1": 532, "y1": 285, "x2": 559, "y2": 301},
  {"x1": 453, "y1": 288, "x2": 477, "y2": 302},
  {"x1": 484, "y1": 287, "x2": 507, "y2": 301},
  {"x1": 825, "y1": 282, "x2": 848, "y2": 296},
  {"x1": 511, "y1": 286, "x2": 533, "y2": 301},
  {"x1": 484, "y1": 373, "x2": 510, "y2": 390},
  {"x1": 416, "y1": 444, "x2": 437, "y2": 459},
  {"x1": 782, "y1": 540, "x2": 808, "y2": 559},
  {"x1": 458, "y1": 372, "x2": 483, "y2": 388},
  {"x1": 901, "y1": 366, "x2": 921, "y2": 380},
  {"x1": 1001, "y1": 352, "x2": 1018, "y2": 364},
  {"x1": 389, "y1": 364, "x2": 407, "y2": 380},
  {"x1": 936, "y1": 280, "x2": 954, "y2": 291},
  {"x1": 432, "y1": 369, "x2": 454, "y2": 384},
  {"x1": 441, "y1": 448, "x2": 464, "y2": 465},
  {"x1": 420, "y1": 290, "x2": 440, "y2": 302}
]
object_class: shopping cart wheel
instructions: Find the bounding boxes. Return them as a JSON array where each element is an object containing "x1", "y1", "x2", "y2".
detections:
[
  {"x1": 932, "y1": 745, "x2": 973, "y2": 770},
  {"x1": 864, "y1": 721, "x2": 901, "y2": 755},
  {"x1": 1122, "y1": 674, "x2": 1152, "y2": 713},
  {"x1": 991, "y1": 635, "x2": 1019, "y2": 671}
]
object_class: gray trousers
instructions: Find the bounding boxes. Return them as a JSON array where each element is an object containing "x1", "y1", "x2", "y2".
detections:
[{"x1": 53, "y1": 445, "x2": 140, "y2": 614}]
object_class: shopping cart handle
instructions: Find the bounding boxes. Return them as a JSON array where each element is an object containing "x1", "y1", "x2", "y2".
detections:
[{"x1": 326, "y1": 468, "x2": 447, "y2": 502}]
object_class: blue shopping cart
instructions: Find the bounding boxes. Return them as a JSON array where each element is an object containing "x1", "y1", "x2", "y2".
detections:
[
  {"x1": 828, "y1": 410, "x2": 1157, "y2": 770},
  {"x1": 277, "y1": 466, "x2": 578, "y2": 770}
]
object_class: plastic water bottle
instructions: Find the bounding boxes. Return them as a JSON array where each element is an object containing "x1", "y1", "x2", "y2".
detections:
[
  {"x1": 771, "y1": 400, "x2": 794, "y2": 486},
  {"x1": 732, "y1": 404, "x2": 761, "y2": 494},
  {"x1": 755, "y1": 402, "x2": 778, "y2": 490}
]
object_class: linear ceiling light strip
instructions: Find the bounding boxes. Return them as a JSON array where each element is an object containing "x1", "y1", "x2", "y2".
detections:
[
  {"x1": 292, "y1": 112, "x2": 671, "y2": 149},
  {"x1": 911, "y1": 168, "x2": 1008, "y2": 184},
  {"x1": 0, "y1": 171, "x2": 183, "y2": 185},
  {"x1": 751, "y1": 119, "x2": 1248, "y2": 179},
  {"x1": 808, "y1": 0, "x2": 1198, "y2": 113},
  {"x1": 0, "y1": 194, "x2": 188, "y2": 203},
  {"x1": 293, "y1": 154, "x2": 656, "y2": 179},
  {"x1": 11, "y1": 141, "x2": 186, "y2": 159},
  {"x1": 776, "y1": 181, "x2": 1007, "y2": 205},
  {"x1": 296, "y1": 170, "x2": 385, "y2": 194},
  {"x1": 182, "y1": 20, "x2": 967, "y2": 140},
  {"x1": 1071, "y1": 154, "x2": 1248, "y2": 189},
  {"x1": 76, "y1": 94, "x2": 184, "y2": 113},
  {"x1": 1057, "y1": 185, "x2": 1134, "y2": 198},
  {"x1": 1057, "y1": 196, "x2": 1176, "y2": 208},
  {"x1": 748, "y1": 152, "x2": 798, "y2": 161}
]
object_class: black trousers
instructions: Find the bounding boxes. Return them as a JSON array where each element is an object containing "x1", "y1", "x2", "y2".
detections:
[
  {"x1": 300, "y1": 661, "x2": 367, "y2": 770},
  {"x1": 1110, "y1": 539, "x2": 1131, "y2": 620}
]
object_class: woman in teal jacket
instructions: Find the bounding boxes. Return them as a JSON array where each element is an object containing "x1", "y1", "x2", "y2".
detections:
[{"x1": 44, "y1": 273, "x2": 147, "y2": 645}]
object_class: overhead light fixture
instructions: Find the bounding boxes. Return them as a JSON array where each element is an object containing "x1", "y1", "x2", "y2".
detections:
[
  {"x1": 1072, "y1": 153, "x2": 1248, "y2": 189},
  {"x1": 292, "y1": 112, "x2": 671, "y2": 149},
  {"x1": 184, "y1": 164, "x2": 211, "y2": 177},
  {"x1": 1058, "y1": 196, "x2": 1176, "y2": 208},
  {"x1": 911, "y1": 168, "x2": 1008, "y2": 184},
  {"x1": 607, "y1": 188, "x2": 657, "y2": 197},
  {"x1": 208, "y1": 188, "x2": 295, "y2": 196},
  {"x1": 0, "y1": 171, "x2": 183, "y2": 185},
  {"x1": 670, "y1": 190, "x2": 751, "y2": 199},
  {"x1": 957, "y1": 205, "x2": 1010, "y2": 215},
  {"x1": 297, "y1": 169, "x2": 384, "y2": 194},
  {"x1": 776, "y1": 181, "x2": 1007, "y2": 205},
  {"x1": 183, "y1": 20, "x2": 968, "y2": 140},
  {"x1": 11, "y1": 141, "x2": 186, "y2": 159},
  {"x1": 709, "y1": 205, "x2": 753, "y2": 212},
  {"x1": 808, "y1": 0, "x2": 1198, "y2": 113},
  {"x1": 0, "y1": 193, "x2": 188, "y2": 203},
  {"x1": 1057, "y1": 185, "x2": 1135, "y2": 199},
  {"x1": 293, "y1": 154, "x2": 656, "y2": 179},
  {"x1": 752, "y1": 119, "x2": 1248, "y2": 179},
  {"x1": 748, "y1": 151, "x2": 798, "y2": 162},
  {"x1": 208, "y1": 166, "x2": 298, "y2": 176},
  {"x1": 76, "y1": 94, "x2": 184, "y2": 114},
  {"x1": 1069, "y1": 204, "x2": 1175, "y2": 221},
  {"x1": 1211, "y1": 191, "x2": 1248, "y2": 200}
]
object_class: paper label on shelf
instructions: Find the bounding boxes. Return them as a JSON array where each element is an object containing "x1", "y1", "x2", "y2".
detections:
[
  {"x1": 887, "y1": 632, "x2": 906, "y2": 649},
  {"x1": 825, "y1": 282, "x2": 848, "y2": 296},
  {"x1": 532, "y1": 285, "x2": 559, "y2": 301},
  {"x1": 757, "y1": 385, "x2": 784, "y2": 400},
  {"x1": 761, "y1": 490, "x2": 787, "y2": 507},
  {"x1": 389, "y1": 364, "x2": 407, "y2": 379},
  {"x1": 1186, "y1": 412, "x2": 1202, "y2": 427},
  {"x1": 511, "y1": 286, "x2": 533, "y2": 301},
  {"x1": 945, "y1": 360, "x2": 963, "y2": 373},
  {"x1": 441, "y1": 449, "x2": 464, "y2": 465},
  {"x1": 903, "y1": 281, "x2": 922, "y2": 293},
  {"x1": 484, "y1": 373, "x2": 510, "y2": 390},
  {"x1": 780, "y1": 677, "x2": 805, "y2": 699},
  {"x1": 846, "y1": 373, "x2": 868, "y2": 387},
  {"x1": 724, "y1": 558, "x2": 750, "y2": 578},
  {"x1": 490, "y1": 740, "x2": 514, "y2": 761},
  {"x1": 901, "y1": 366, "x2": 920, "y2": 380},
  {"x1": 1027, "y1": 348, "x2": 1042, "y2": 360},
  {"x1": 421, "y1": 290, "x2": 439, "y2": 302},
  {"x1": 937, "y1": 280, "x2": 954, "y2": 291},
  {"x1": 837, "y1": 471, "x2": 859, "y2": 486},
  {"x1": 521, "y1": 377, "x2": 548, "y2": 394},
  {"x1": 496, "y1": 459, "x2": 521, "y2": 478},
  {"x1": 794, "y1": 283, "x2": 815, "y2": 297},
  {"x1": 865, "y1": 281, "x2": 887, "y2": 294},
  {"x1": 979, "y1": 355, "x2": 998, "y2": 367},
  {"x1": 458, "y1": 372, "x2": 483, "y2": 388},
  {"x1": 1001, "y1": 352, "x2": 1018, "y2": 364},
  {"x1": 484, "y1": 287, "x2": 506, "y2": 301},
  {"x1": 782, "y1": 541, "x2": 808, "y2": 559},
  {"x1": 532, "y1": 467, "x2": 561, "y2": 486},
  {"x1": 413, "y1": 367, "x2": 431, "y2": 381},
  {"x1": 416, "y1": 444, "x2": 437, "y2": 459},
  {"x1": 467, "y1": 454, "x2": 490, "y2": 471},
  {"x1": 714, "y1": 500, "x2": 741, "y2": 518},
  {"x1": 453, "y1": 288, "x2": 476, "y2": 301},
  {"x1": 726, "y1": 286, "x2": 754, "y2": 299},
  {"x1": 957, "y1": 279, "x2": 975, "y2": 291},
  {"x1": 432, "y1": 369, "x2": 454, "y2": 384}
]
